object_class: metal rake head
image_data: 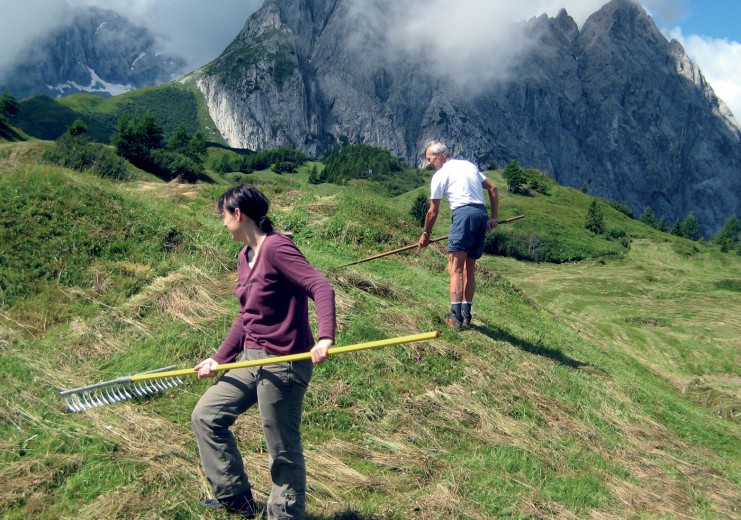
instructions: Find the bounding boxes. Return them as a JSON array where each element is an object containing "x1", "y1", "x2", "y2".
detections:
[{"x1": 59, "y1": 366, "x2": 184, "y2": 413}]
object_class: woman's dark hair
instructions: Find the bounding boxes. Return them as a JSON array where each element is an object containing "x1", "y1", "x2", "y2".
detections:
[{"x1": 218, "y1": 184, "x2": 274, "y2": 232}]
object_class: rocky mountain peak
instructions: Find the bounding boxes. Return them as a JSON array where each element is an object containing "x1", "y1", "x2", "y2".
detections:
[
  {"x1": 0, "y1": 7, "x2": 186, "y2": 99},
  {"x1": 195, "y1": 0, "x2": 740, "y2": 235}
]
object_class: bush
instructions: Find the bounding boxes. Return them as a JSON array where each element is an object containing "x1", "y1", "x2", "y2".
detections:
[
  {"x1": 112, "y1": 112, "x2": 164, "y2": 168},
  {"x1": 714, "y1": 215, "x2": 740, "y2": 252},
  {"x1": 149, "y1": 149, "x2": 205, "y2": 182},
  {"x1": 607, "y1": 200, "x2": 634, "y2": 219},
  {"x1": 640, "y1": 206, "x2": 657, "y2": 228},
  {"x1": 272, "y1": 160, "x2": 298, "y2": 174},
  {"x1": 321, "y1": 145, "x2": 424, "y2": 195},
  {"x1": 308, "y1": 164, "x2": 325, "y2": 184},
  {"x1": 410, "y1": 193, "x2": 430, "y2": 227},
  {"x1": 0, "y1": 90, "x2": 19, "y2": 125},
  {"x1": 44, "y1": 128, "x2": 129, "y2": 180},
  {"x1": 502, "y1": 161, "x2": 553, "y2": 196},
  {"x1": 484, "y1": 229, "x2": 589, "y2": 263}
]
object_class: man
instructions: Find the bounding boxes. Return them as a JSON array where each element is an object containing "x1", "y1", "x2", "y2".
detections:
[{"x1": 418, "y1": 140, "x2": 499, "y2": 330}]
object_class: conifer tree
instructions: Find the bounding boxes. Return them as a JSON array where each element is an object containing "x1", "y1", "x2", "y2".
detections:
[
  {"x1": 681, "y1": 213, "x2": 701, "y2": 240},
  {"x1": 410, "y1": 193, "x2": 430, "y2": 227},
  {"x1": 639, "y1": 206, "x2": 657, "y2": 228},
  {"x1": 656, "y1": 216, "x2": 669, "y2": 233},
  {"x1": 585, "y1": 199, "x2": 605, "y2": 234},
  {"x1": 714, "y1": 215, "x2": 740, "y2": 251},
  {"x1": 502, "y1": 160, "x2": 526, "y2": 193}
]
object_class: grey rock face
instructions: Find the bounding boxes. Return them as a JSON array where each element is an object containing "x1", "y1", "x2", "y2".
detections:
[
  {"x1": 199, "y1": 0, "x2": 740, "y2": 234},
  {"x1": 1, "y1": 7, "x2": 185, "y2": 99}
]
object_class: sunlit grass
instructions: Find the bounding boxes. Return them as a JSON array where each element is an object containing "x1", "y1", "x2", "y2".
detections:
[{"x1": 1, "y1": 143, "x2": 739, "y2": 519}]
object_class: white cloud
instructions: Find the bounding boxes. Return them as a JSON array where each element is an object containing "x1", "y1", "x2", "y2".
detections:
[
  {"x1": 346, "y1": 0, "x2": 616, "y2": 92},
  {"x1": 667, "y1": 29, "x2": 741, "y2": 120}
]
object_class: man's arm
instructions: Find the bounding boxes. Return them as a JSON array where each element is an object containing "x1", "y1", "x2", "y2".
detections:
[
  {"x1": 419, "y1": 199, "x2": 441, "y2": 247},
  {"x1": 483, "y1": 179, "x2": 499, "y2": 229}
]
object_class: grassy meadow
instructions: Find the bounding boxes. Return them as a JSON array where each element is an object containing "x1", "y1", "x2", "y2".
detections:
[{"x1": 0, "y1": 138, "x2": 739, "y2": 519}]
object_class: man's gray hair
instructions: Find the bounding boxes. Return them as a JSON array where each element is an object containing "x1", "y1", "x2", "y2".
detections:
[{"x1": 425, "y1": 140, "x2": 448, "y2": 156}]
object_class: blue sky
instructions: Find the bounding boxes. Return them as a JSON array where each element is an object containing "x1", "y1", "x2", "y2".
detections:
[{"x1": 677, "y1": 0, "x2": 740, "y2": 42}]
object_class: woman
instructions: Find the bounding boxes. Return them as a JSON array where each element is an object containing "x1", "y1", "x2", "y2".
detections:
[{"x1": 191, "y1": 184, "x2": 336, "y2": 519}]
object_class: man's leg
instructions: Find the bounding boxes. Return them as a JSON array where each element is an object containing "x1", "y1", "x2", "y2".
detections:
[
  {"x1": 463, "y1": 257, "x2": 477, "y2": 302},
  {"x1": 447, "y1": 251, "x2": 468, "y2": 329},
  {"x1": 462, "y1": 257, "x2": 477, "y2": 327}
]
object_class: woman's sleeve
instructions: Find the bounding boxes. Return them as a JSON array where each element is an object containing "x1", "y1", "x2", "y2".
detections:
[
  {"x1": 272, "y1": 238, "x2": 336, "y2": 340},
  {"x1": 212, "y1": 314, "x2": 245, "y2": 364}
]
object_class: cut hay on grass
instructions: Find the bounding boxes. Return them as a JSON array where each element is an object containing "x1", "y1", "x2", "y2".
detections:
[
  {"x1": 329, "y1": 271, "x2": 406, "y2": 302},
  {"x1": 123, "y1": 266, "x2": 232, "y2": 330}
]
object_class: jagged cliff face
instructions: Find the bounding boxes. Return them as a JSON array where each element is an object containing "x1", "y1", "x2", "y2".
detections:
[
  {"x1": 198, "y1": 0, "x2": 741, "y2": 234},
  {"x1": 1, "y1": 7, "x2": 185, "y2": 99}
]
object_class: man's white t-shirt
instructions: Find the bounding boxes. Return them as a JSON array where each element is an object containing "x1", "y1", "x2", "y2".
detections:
[{"x1": 430, "y1": 159, "x2": 486, "y2": 210}]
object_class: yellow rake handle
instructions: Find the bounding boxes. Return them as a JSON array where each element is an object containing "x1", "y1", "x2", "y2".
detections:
[{"x1": 129, "y1": 331, "x2": 441, "y2": 382}]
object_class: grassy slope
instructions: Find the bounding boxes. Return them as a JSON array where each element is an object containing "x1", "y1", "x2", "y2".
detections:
[
  {"x1": 13, "y1": 81, "x2": 223, "y2": 145},
  {"x1": 0, "y1": 143, "x2": 739, "y2": 519}
]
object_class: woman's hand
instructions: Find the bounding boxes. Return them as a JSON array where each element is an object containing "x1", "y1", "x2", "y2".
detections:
[
  {"x1": 310, "y1": 338, "x2": 334, "y2": 364},
  {"x1": 194, "y1": 357, "x2": 219, "y2": 379}
]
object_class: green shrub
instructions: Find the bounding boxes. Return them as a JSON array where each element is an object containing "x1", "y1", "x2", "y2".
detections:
[
  {"x1": 410, "y1": 193, "x2": 430, "y2": 227},
  {"x1": 502, "y1": 160, "x2": 527, "y2": 194},
  {"x1": 485, "y1": 229, "x2": 589, "y2": 263},
  {"x1": 44, "y1": 132, "x2": 129, "y2": 180},
  {"x1": 321, "y1": 144, "x2": 423, "y2": 195},
  {"x1": 607, "y1": 200, "x2": 634, "y2": 219},
  {"x1": 149, "y1": 149, "x2": 206, "y2": 182},
  {"x1": 585, "y1": 199, "x2": 605, "y2": 234}
]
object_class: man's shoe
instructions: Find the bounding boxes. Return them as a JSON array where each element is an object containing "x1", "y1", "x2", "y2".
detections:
[
  {"x1": 446, "y1": 312, "x2": 463, "y2": 331},
  {"x1": 202, "y1": 491, "x2": 257, "y2": 518},
  {"x1": 462, "y1": 314, "x2": 472, "y2": 329}
]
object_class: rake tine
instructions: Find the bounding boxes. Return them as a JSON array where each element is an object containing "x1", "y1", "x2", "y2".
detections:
[
  {"x1": 70, "y1": 398, "x2": 83, "y2": 413},
  {"x1": 144, "y1": 379, "x2": 159, "y2": 395},
  {"x1": 72, "y1": 394, "x2": 88, "y2": 412},
  {"x1": 97, "y1": 389, "x2": 111, "y2": 406},
  {"x1": 144, "y1": 380, "x2": 159, "y2": 395},
  {"x1": 63, "y1": 395, "x2": 79, "y2": 413},
  {"x1": 105, "y1": 386, "x2": 122, "y2": 404},
  {"x1": 121, "y1": 386, "x2": 133, "y2": 399},
  {"x1": 132, "y1": 381, "x2": 146, "y2": 397},
  {"x1": 81, "y1": 391, "x2": 96, "y2": 410},
  {"x1": 92, "y1": 390, "x2": 107, "y2": 407},
  {"x1": 118, "y1": 383, "x2": 133, "y2": 399}
]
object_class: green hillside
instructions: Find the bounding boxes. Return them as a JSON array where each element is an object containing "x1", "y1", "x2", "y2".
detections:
[
  {"x1": 0, "y1": 139, "x2": 739, "y2": 519},
  {"x1": 13, "y1": 81, "x2": 224, "y2": 145}
]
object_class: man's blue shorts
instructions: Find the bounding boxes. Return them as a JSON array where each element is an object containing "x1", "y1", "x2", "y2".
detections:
[{"x1": 448, "y1": 204, "x2": 488, "y2": 259}]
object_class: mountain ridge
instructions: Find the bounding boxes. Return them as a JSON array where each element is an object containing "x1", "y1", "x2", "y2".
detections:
[{"x1": 195, "y1": 0, "x2": 741, "y2": 235}]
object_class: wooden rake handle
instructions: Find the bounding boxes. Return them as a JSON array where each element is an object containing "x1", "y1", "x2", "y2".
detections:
[
  {"x1": 335, "y1": 214, "x2": 525, "y2": 268},
  {"x1": 129, "y1": 331, "x2": 440, "y2": 382}
]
